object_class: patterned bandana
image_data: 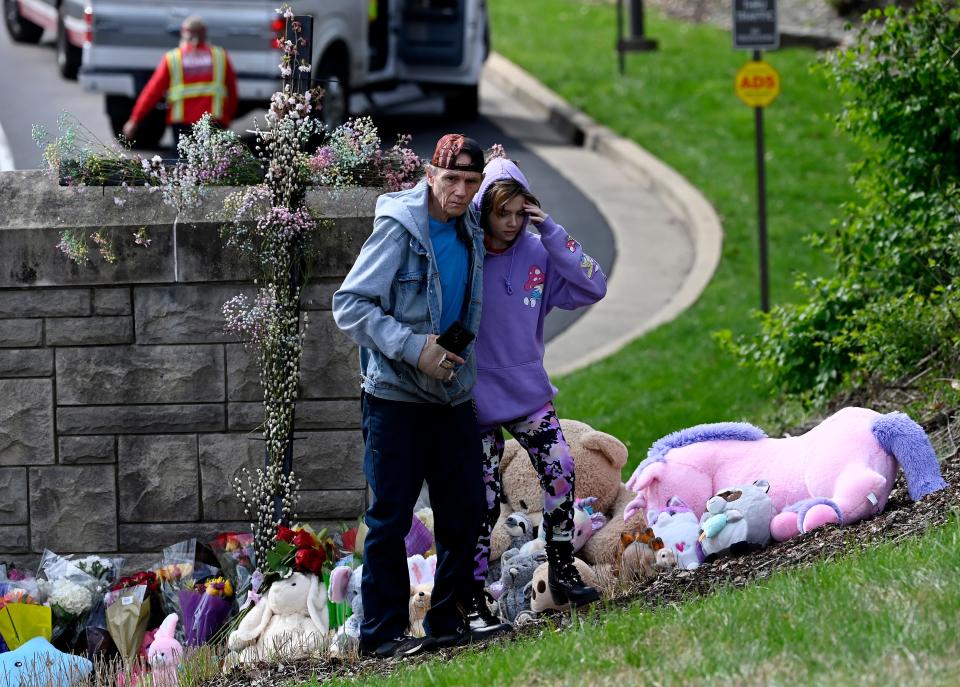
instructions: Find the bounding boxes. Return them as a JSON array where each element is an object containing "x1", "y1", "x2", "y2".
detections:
[{"x1": 431, "y1": 134, "x2": 485, "y2": 173}]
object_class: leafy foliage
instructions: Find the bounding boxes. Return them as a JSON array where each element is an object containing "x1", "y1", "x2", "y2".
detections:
[{"x1": 723, "y1": 0, "x2": 960, "y2": 406}]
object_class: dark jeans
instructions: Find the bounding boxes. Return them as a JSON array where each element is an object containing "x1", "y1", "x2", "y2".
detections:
[{"x1": 359, "y1": 392, "x2": 485, "y2": 648}]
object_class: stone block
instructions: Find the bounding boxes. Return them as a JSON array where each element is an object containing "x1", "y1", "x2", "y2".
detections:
[
  {"x1": 134, "y1": 285, "x2": 256, "y2": 344},
  {"x1": 0, "y1": 349, "x2": 53, "y2": 377},
  {"x1": 93, "y1": 288, "x2": 131, "y2": 315},
  {"x1": 0, "y1": 226, "x2": 175, "y2": 288},
  {"x1": 225, "y1": 344, "x2": 260, "y2": 402},
  {"x1": 298, "y1": 490, "x2": 365, "y2": 519},
  {"x1": 118, "y1": 435, "x2": 199, "y2": 522},
  {"x1": 0, "y1": 527, "x2": 29, "y2": 553},
  {"x1": 118, "y1": 522, "x2": 249, "y2": 552},
  {"x1": 300, "y1": 317, "x2": 361, "y2": 398},
  {"x1": 56, "y1": 345, "x2": 224, "y2": 405},
  {"x1": 29, "y1": 465, "x2": 117, "y2": 552},
  {"x1": 0, "y1": 319, "x2": 43, "y2": 347},
  {"x1": 198, "y1": 431, "x2": 364, "y2": 519},
  {"x1": 58, "y1": 404, "x2": 225, "y2": 435},
  {"x1": 59, "y1": 435, "x2": 115, "y2": 464},
  {"x1": 0, "y1": 379, "x2": 54, "y2": 466},
  {"x1": 0, "y1": 468, "x2": 28, "y2": 523},
  {"x1": 0, "y1": 289, "x2": 90, "y2": 317},
  {"x1": 301, "y1": 281, "x2": 339, "y2": 310},
  {"x1": 45, "y1": 316, "x2": 134, "y2": 346},
  {"x1": 227, "y1": 400, "x2": 361, "y2": 431}
]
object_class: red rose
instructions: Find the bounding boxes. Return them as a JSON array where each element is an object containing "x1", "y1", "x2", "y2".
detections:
[
  {"x1": 294, "y1": 547, "x2": 326, "y2": 575},
  {"x1": 292, "y1": 529, "x2": 317, "y2": 549},
  {"x1": 341, "y1": 527, "x2": 358, "y2": 553},
  {"x1": 277, "y1": 525, "x2": 296, "y2": 543}
]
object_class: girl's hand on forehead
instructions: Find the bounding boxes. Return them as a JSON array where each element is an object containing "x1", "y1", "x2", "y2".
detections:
[{"x1": 523, "y1": 203, "x2": 546, "y2": 225}]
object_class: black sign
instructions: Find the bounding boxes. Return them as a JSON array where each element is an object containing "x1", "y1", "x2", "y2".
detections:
[{"x1": 733, "y1": 0, "x2": 779, "y2": 50}]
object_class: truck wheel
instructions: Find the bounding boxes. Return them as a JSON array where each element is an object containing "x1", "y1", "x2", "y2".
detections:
[
  {"x1": 315, "y1": 54, "x2": 350, "y2": 130},
  {"x1": 4, "y1": 0, "x2": 43, "y2": 43},
  {"x1": 56, "y1": 10, "x2": 82, "y2": 80},
  {"x1": 445, "y1": 84, "x2": 480, "y2": 121}
]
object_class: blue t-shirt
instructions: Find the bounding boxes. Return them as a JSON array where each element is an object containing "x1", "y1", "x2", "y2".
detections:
[{"x1": 429, "y1": 216, "x2": 468, "y2": 334}]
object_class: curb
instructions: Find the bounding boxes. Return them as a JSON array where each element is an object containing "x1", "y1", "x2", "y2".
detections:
[{"x1": 483, "y1": 53, "x2": 724, "y2": 376}]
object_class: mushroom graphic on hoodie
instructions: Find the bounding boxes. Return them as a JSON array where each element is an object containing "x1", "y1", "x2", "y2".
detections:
[{"x1": 523, "y1": 265, "x2": 545, "y2": 308}]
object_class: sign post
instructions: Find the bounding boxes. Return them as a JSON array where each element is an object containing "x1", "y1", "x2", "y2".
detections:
[
  {"x1": 733, "y1": 0, "x2": 778, "y2": 313},
  {"x1": 616, "y1": 0, "x2": 658, "y2": 75}
]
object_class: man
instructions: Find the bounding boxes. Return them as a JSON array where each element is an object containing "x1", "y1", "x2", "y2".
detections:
[
  {"x1": 333, "y1": 134, "x2": 511, "y2": 659},
  {"x1": 122, "y1": 16, "x2": 238, "y2": 151}
]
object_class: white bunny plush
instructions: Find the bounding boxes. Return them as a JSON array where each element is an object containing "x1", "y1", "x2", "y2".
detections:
[{"x1": 226, "y1": 572, "x2": 329, "y2": 662}]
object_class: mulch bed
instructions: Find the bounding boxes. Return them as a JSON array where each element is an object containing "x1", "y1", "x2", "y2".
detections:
[{"x1": 205, "y1": 408, "x2": 960, "y2": 686}]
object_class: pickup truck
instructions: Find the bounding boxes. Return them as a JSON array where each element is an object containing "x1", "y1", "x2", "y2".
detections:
[
  {"x1": 62, "y1": 0, "x2": 488, "y2": 148},
  {"x1": 4, "y1": 0, "x2": 90, "y2": 79}
]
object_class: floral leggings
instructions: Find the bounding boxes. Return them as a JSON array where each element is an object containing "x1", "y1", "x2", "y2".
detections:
[{"x1": 473, "y1": 401, "x2": 576, "y2": 582}]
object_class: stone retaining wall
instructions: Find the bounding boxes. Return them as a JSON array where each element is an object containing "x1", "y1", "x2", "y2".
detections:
[{"x1": 0, "y1": 172, "x2": 377, "y2": 567}]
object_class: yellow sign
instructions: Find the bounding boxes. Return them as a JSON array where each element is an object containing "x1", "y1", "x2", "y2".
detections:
[{"x1": 735, "y1": 60, "x2": 780, "y2": 107}]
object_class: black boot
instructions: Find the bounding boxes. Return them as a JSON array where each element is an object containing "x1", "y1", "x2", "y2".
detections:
[
  {"x1": 464, "y1": 582, "x2": 513, "y2": 640},
  {"x1": 547, "y1": 540, "x2": 600, "y2": 607}
]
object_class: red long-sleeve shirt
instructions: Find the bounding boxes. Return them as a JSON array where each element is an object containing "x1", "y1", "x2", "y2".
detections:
[{"x1": 130, "y1": 43, "x2": 238, "y2": 126}]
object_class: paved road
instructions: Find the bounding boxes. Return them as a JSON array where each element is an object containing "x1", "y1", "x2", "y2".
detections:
[{"x1": 0, "y1": 29, "x2": 613, "y2": 342}]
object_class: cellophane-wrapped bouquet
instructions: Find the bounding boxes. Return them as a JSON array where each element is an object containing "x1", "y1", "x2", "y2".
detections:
[
  {"x1": 177, "y1": 576, "x2": 234, "y2": 646},
  {"x1": 35, "y1": 550, "x2": 100, "y2": 645},
  {"x1": 209, "y1": 532, "x2": 255, "y2": 608}
]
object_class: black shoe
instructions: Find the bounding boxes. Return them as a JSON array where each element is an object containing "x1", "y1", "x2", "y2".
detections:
[
  {"x1": 359, "y1": 634, "x2": 429, "y2": 659},
  {"x1": 464, "y1": 583, "x2": 512, "y2": 640},
  {"x1": 546, "y1": 540, "x2": 600, "y2": 607},
  {"x1": 427, "y1": 625, "x2": 471, "y2": 649}
]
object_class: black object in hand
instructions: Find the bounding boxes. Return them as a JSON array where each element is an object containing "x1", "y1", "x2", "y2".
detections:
[{"x1": 437, "y1": 320, "x2": 475, "y2": 355}]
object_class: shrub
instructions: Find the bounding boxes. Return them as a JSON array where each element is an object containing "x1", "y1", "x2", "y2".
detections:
[{"x1": 721, "y1": 0, "x2": 960, "y2": 405}]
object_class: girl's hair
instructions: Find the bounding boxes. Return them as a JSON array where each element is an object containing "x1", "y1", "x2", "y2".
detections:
[{"x1": 480, "y1": 179, "x2": 541, "y2": 233}]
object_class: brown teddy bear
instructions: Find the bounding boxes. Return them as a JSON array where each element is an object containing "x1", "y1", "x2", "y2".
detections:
[
  {"x1": 408, "y1": 583, "x2": 432, "y2": 637},
  {"x1": 489, "y1": 419, "x2": 642, "y2": 568}
]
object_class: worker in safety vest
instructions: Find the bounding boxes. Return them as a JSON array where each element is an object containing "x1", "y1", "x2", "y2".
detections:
[{"x1": 122, "y1": 15, "x2": 238, "y2": 150}]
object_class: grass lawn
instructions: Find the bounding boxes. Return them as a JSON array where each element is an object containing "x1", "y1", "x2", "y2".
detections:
[
  {"x1": 300, "y1": 516, "x2": 960, "y2": 687},
  {"x1": 487, "y1": 0, "x2": 860, "y2": 470}
]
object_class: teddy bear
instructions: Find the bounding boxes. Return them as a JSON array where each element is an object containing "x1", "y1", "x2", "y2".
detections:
[
  {"x1": 408, "y1": 584, "x2": 433, "y2": 637},
  {"x1": 528, "y1": 558, "x2": 600, "y2": 614},
  {"x1": 698, "y1": 480, "x2": 776, "y2": 561},
  {"x1": 226, "y1": 571, "x2": 329, "y2": 662},
  {"x1": 489, "y1": 419, "x2": 631, "y2": 567},
  {"x1": 147, "y1": 613, "x2": 183, "y2": 687},
  {"x1": 490, "y1": 547, "x2": 547, "y2": 624}
]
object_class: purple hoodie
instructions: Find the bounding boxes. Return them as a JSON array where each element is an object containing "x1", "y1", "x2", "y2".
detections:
[{"x1": 471, "y1": 158, "x2": 607, "y2": 431}]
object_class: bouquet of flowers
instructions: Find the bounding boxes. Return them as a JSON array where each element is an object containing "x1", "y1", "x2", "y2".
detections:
[
  {"x1": 0, "y1": 583, "x2": 51, "y2": 650},
  {"x1": 104, "y1": 585, "x2": 151, "y2": 667},
  {"x1": 209, "y1": 532, "x2": 256, "y2": 607},
  {"x1": 35, "y1": 550, "x2": 99, "y2": 645},
  {"x1": 151, "y1": 539, "x2": 219, "y2": 620},
  {"x1": 263, "y1": 524, "x2": 338, "y2": 585},
  {"x1": 177, "y1": 576, "x2": 234, "y2": 646}
]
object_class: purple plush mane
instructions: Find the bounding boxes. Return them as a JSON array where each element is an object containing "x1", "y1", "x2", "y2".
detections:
[{"x1": 634, "y1": 421, "x2": 767, "y2": 477}]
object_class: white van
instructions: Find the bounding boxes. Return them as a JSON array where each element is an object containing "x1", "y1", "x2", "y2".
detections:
[{"x1": 65, "y1": 0, "x2": 488, "y2": 147}]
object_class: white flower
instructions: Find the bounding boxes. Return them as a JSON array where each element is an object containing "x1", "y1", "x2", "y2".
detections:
[
  {"x1": 113, "y1": 196, "x2": 126, "y2": 207},
  {"x1": 48, "y1": 579, "x2": 94, "y2": 615},
  {"x1": 152, "y1": 154, "x2": 162, "y2": 164}
]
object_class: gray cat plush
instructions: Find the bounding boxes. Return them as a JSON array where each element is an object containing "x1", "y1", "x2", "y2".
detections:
[{"x1": 698, "y1": 479, "x2": 775, "y2": 561}]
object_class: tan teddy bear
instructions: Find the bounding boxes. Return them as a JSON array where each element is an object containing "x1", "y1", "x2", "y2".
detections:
[
  {"x1": 408, "y1": 584, "x2": 432, "y2": 638},
  {"x1": 489, "y1": 419, "x2": 637, "y2": 568}
]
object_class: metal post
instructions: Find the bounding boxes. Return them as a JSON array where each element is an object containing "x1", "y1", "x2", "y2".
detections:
[
  {"x1": 617, "y1": 0, "x2": 658, "y2": 75},
  {"x1": 753, "y1": 49, "x2": 769, "y2": 313}
]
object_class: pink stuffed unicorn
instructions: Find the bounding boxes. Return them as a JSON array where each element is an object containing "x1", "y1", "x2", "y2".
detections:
[{"x1": 624, "y1": 407, "x2": 947, "y2": 542}]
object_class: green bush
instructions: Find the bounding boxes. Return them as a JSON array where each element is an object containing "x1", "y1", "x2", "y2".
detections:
[{"x1": 723, "y1": 0, "x2": 960, "y2": 403}]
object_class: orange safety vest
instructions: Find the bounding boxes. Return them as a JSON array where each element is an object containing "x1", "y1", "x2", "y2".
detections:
[{"x1": 165, "y1": 45, "x2": 228, "y2": 123}]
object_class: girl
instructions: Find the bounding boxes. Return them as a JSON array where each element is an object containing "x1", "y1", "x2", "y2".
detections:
[{"x1": 468, "y1": 151, "x2": 607, "y2": 625}]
